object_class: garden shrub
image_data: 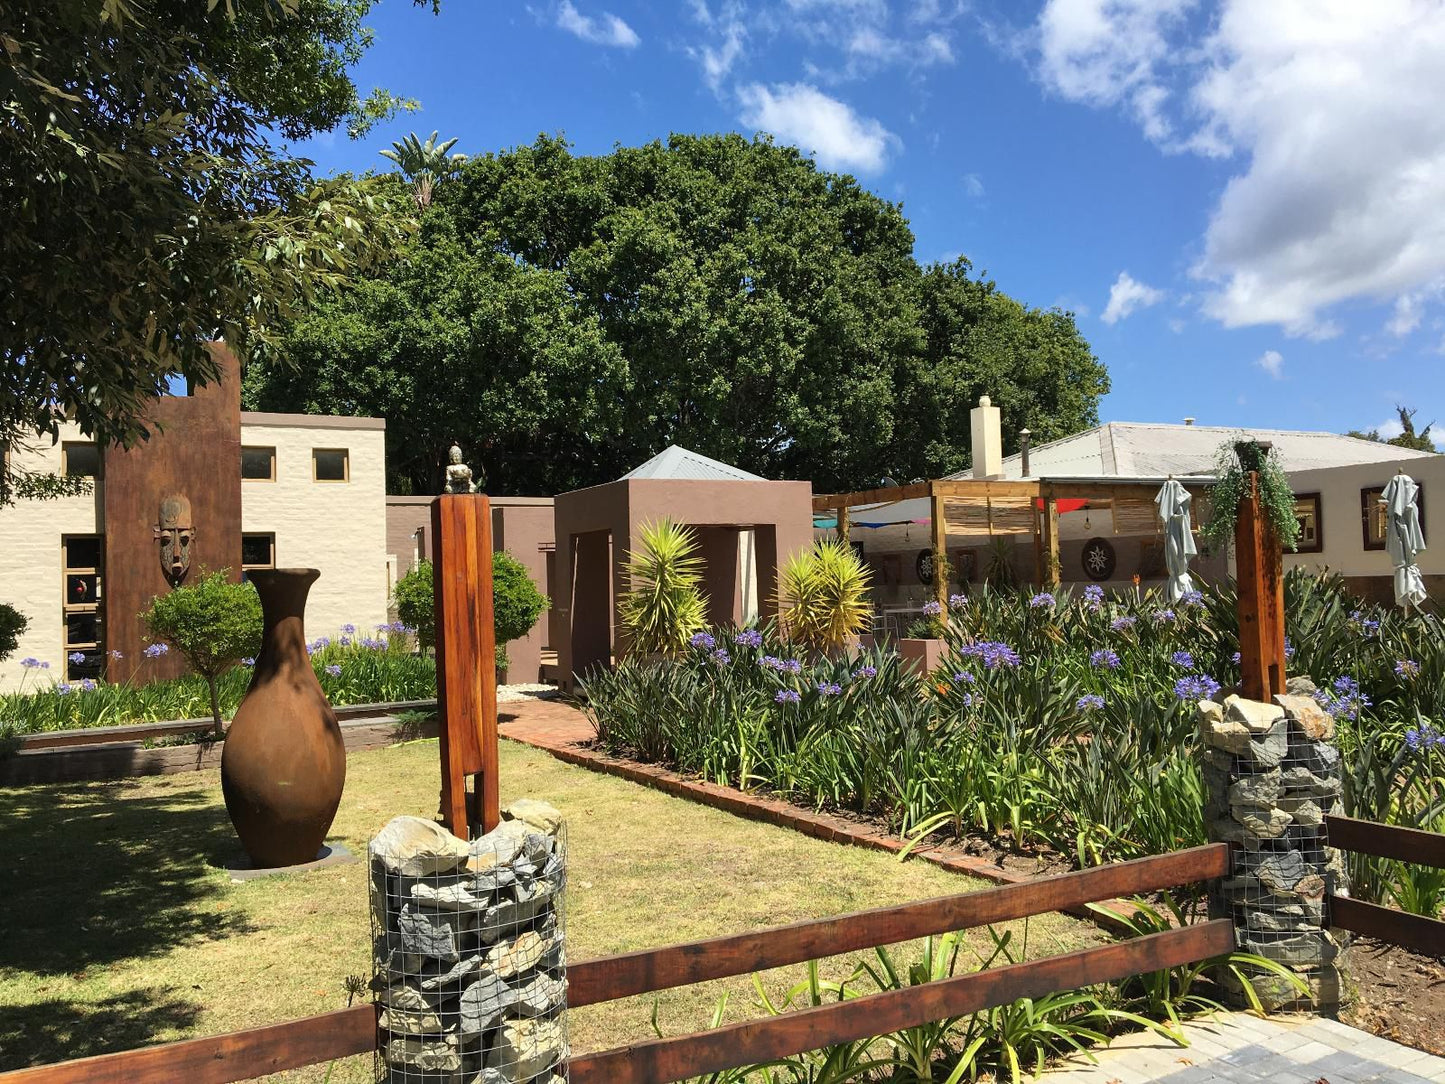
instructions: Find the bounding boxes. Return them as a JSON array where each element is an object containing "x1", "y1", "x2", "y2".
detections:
[
  {"x1": 617, "y1": 519, "x2": 707, "y2": 657},
  {"x1": 393, "y1": 554, "x2": 548, "y2": 668},
  {"x1": 143, "y1": 570, "x2": 262, "y2": 735},
  {"x1": 778, "y1": 539, "x2": 872, "y2": 652},
  {"x1": 0, "y1": 602, "x2": 26, "y2": 662}
]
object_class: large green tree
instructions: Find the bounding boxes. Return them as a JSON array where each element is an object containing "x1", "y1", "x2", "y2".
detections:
[
  {"x1": 1348, "y1": 406, "x2": 1438, "y2": 452},
  {"x1": 248, "y1": 133, "x2": 1107, "y2": 494},
  {"x1": 1, "y1": 0, "x2": 429, "y2": 504}
]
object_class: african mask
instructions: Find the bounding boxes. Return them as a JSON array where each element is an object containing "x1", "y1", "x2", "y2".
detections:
[{"x1": 155, "y1": 494, "x2": 195, "y2": 587}]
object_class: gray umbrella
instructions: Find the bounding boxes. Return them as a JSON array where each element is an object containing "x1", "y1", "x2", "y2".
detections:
[
  {"x1": 1154, "y1": 479, "x2": 1198, "y2": 603},
  {"x1": 1381, "y1": 471, "x2": 1427, "y2": 610}
]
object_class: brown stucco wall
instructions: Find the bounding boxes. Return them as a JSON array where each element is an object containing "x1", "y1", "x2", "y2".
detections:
[
  {"x1": 553, "y1": 477, "x2": 814, "y2": 686},
  {"x1": 102, "y1": 344, "x2": 243, "y2": 684}
]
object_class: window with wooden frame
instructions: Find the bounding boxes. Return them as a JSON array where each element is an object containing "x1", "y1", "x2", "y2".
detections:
[
  {"x1": 312, "y1": 448, "x2": 349, "y2": 482},
  {"x1": 61, "y1": 442, "x2": 101, "y2": 479},
  {"x1": 62, "y1": 535, "x2": 104, "y2": 680},
  {"x1": 1292, "y1": 492, "x2": 1323, "y2": 554},
  {"x1": 241, "y1": 533, "x2": 275, "y2": 580},
  {"x1": 241, "y1": 446, "x2": 276, "y2": 481},
  {"x1": 1362, "y1": 483, "x2": 1426, "y2": 551}
]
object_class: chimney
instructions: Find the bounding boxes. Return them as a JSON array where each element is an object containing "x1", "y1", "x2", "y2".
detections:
[
  {"x1": 1019, "y1": 428, "x2": 1032, "y2": 478},
  {"x1": 971, "y1": 395, "x2": 1003, "y2": 480},
  {"x1": 1184, "y1": 417, "x2": 1196, "y2": 426}
]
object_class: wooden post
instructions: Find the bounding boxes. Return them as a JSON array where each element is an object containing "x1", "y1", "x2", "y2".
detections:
[
  {"x1": 1234, "y1": 473, "x2": 1287, "y2": 701},
  {"x1": 836, "y1": 503, "x2": 850, "y2": 545},
  {"x1": 431, "y1": 494, "x2": 500, "y2": 839},
  {"x1": 1043, "y1": 491, "x2": 1061, "y2": 590},
  {"x1": 930, "y1": 488, "x2": 949, "y2": 612}
]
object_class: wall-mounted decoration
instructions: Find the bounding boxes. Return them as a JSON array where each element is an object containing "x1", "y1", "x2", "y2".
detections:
[
  {"x1": 1081, "y1": 537, "x2": 1117, "y2": 581},
  {"x1": 1292, "y1": 492, "x2": 1323, "y2": 554},
  {"x1": 916, "y1": 548, "x2": 935, "y2": 585},
  {"x1": 154, "y1": 494, "x2": 195, "y2": 588}
]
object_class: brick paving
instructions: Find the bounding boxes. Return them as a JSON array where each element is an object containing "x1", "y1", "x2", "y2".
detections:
[{"x1": 1043, "y1": 1011, "x2": 1445, "y2": 1083}]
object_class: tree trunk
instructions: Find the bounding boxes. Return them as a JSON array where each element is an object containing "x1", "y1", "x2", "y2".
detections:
[{"x1": 207, "y1": 674, "x2": 224, "y2": 738}]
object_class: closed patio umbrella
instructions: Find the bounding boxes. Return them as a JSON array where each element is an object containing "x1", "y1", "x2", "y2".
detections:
[
  {"x1": 1154, "y1": 479, "x2": 1198, "y2": 602},
  {"x1": 1381, "y1": 471, "x2": 1428, "y2": 610}
]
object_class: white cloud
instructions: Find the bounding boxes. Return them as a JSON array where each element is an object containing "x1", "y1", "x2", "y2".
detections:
[
  {"x1": 556, "y1": 1, "x2": 639, "y2": 47},
  {"x1": 1376, "y1": 416, "x2": 1407, "y2": 440},
  {"x1": 1256, "y1": 348, "x2": 1284, "y2": 379},
  {"x1": 962, "y1": 172, "x2": 985, "y2": 198},
  {"x1": 1387, "y1": 293, "x2": 1424, "y2": 338},
  {"x1": 1100, "y1": 271, "x2": 1164, "y2": 324},
  {"x1": 1031, "y1": 1, "x2": 1445, "y2": 339},
  {"x1": 737, "y1": 82, "x2": 899, "y2": 172}
]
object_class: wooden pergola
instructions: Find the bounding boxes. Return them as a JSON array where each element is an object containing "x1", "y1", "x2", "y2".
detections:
[{"x1": 811, "y1": 476, "x2": 1212, "y2": 612}]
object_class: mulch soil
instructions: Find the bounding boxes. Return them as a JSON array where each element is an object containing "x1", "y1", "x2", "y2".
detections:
[{"x1": 1341, "y1": 937, "x2": 1445, "y2": 1056}]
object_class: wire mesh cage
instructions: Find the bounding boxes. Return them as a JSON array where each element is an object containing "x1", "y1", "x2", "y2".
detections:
[{"x1": 369, "y1": 813, "x2": 569, "y2": 1083}]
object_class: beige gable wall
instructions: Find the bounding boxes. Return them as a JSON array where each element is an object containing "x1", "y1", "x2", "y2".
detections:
[
  {"x1": 0, "y1": 424, "x2": 104, "y2": 691},
  {"x1": 239, "y1": 415, "x2": 389, "y2": 642}
]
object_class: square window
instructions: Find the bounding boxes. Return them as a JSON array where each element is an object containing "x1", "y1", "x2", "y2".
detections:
[
  {"x1": 242, "y1": 534, "x2": 275, "y2": 570},
  {"x1": 241, "y1": 446, "x2": 276, "y2": 481},
  {"x1": 1363, "y1": 484, "x2": 1427, "y2": 550},
  {"x1": 66, "y1": 573, "x2": 99, "y2": 605},
  {"x1": 1293, "y1": 493, "x2": 1323, "y2": 554},
  {"x1": 313, "y1": 448, "x2": 349, "y2": 482},
  {"x1": 65, "y1": 537, "x2": 101, "y2": 570},
  {"x1": 66, "y1": 613, "x2": 99, "y2": 645},
  {"x1": 62, "y1": 442, "x2": 100, "y2": 478}
]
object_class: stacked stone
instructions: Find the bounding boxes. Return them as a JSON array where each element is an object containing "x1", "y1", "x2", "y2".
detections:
[
  {"x1": 369, "y1": 800, "x2": 568, "y2": 1083},
  {"x1": 1198, "y1": 680, "x2": 1347, "y2": 1011}
]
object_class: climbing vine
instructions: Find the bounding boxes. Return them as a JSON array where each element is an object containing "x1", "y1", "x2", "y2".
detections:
[{"x1": 1200, "y1": 438, "x2": 1302, "y2": 554}]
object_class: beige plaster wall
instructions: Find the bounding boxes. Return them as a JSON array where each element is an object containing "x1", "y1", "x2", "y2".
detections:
[
  {"x1": 239, "y1": 416, "x2": 389, "y2": 641},
  {"x1": 0, "y1": 424, "x2": 105, "y2": 692}
]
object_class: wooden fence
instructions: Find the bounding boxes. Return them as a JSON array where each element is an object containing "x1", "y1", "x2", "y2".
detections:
[
  {"x1": 1325, "y1": 813, "x2": 1445, "y2": 957},
  {"x1": 0, "y1": 844, "x2": 1231, "y2": 1084}
]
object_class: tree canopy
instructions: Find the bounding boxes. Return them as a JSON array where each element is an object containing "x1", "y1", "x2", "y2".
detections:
[
  {"x1": 247, "y1": 133, "x2": 1109, "y2": 494},
  {"x1": 1, "y1": 0, "x2": 430, "y2": 503},
  {"x1": 1348, "y1": 406, "x2": 1438, "y2": 452}
]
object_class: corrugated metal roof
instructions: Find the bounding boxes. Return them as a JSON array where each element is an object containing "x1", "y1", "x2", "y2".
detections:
[
  {"x1": 620, "y1": 445, "x2": 764, "y2": 482},
  {"x1": 946, "y1": 422, "x2": 1436, "y2": 481}
]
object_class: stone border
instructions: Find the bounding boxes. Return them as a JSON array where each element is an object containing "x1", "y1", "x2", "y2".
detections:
[{"x1": 499, "y1": 732, "x2": 1142, "y2": 934}]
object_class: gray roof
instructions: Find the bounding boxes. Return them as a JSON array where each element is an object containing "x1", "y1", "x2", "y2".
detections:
[
  {"x1": 620, "y1": 445, "x2": 764, "y2": 482},
  {"x1": 947, "y1": 422, "x2": 1437, "y2": 482}
]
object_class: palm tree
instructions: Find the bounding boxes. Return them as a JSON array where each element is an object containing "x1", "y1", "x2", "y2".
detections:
[{"x1": 379, "y1": 130, "x2": 467, "y2": 210}]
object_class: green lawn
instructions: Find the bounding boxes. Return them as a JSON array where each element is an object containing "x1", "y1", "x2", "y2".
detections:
[{"x1": 0, "y1": 739, "x2": 1101, "y2": 1081}]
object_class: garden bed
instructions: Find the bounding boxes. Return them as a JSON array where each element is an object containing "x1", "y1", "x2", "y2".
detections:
[{"x1": 1341, "y1": 938, "x2": 1445, "y2": 1056}]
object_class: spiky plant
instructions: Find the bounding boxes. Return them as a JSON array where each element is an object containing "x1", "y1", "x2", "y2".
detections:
[
  {"x1": 618, "y1": 520, "x2": 708, "y2": 657},
  {"x1": 379, "y1": 130, "x2": 467, "y2": 210},
  {"x1": 779, "y1": 539, "x2": 873, "y2": 652}
]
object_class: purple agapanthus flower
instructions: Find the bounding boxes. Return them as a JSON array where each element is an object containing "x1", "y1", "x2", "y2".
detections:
[
  {"x1": 948, "y1": 593, "x2": 968, "y2": 610},
  {"x1": 775, "y1": 688, "x2": 802, "y2": 704},
  {"x1": 1076, "y1": 693, "x2": 1105, "y2": 712},
  {"x1": 853, "y1": 664, "x2": 878, "y2": 679},
  {"x1": 689, "y1": 631, "x2": 717, "y2": 650},
  {"x1": 952, "y1": 670, "x2": 977, "y2": 685},
  {"x1": 1231, "y1": 651, "x2": 1242, "y2": 665},
  {"x1": 1174, "y1": 674, "x2": 1222, "y2": 701},
  {"x1": 1152, "y1": 609, "x2": 1177, "y2": 624},
  {"x1": 1405, "y1": 723, "x2": 1445, "y2": 752},
  {"x1": 1090, "y1": 649, "x2": 1121, "y2": 670},
  {"x1": 1395, "y1": 659, "x2": 1421, "y2": 680},
  {"x1": 816, "y1": 681, "x2": 842, "y2": 696},
  {"x1": 143, "y1": 643, "x2": 168, "y2": 659},
  {"x1": 324, "y1": 664, "x2": 342, "y2": 677},
  {"x1": 68, "y1": 651, "x2": 86, "y2": 664},
  {"x1": 959, "y1": 641, "x2": 1021, "y2": 670},
  {"x1": 1170, "y1": 650, "x2": 1196, "y2": 670},
  {"x1": 109, "y1": 649, "x2": 125, "y2": 661},
  {"x1": 711, "y1": 647, "x2": 731, "y2": 666},
  {"x1": 735, "y1": 629, "x2": 764, "y2": 648},
  {"x1": 1110, "y1": 616, "x2": 1137, "y2": 632},
  {"x1": 1083, "y1": 584, "x2": 1105, "y2": 604},
  {"x1": 1180, "y1": 589, "x2": 1205, "y2": 608},
  {"x1": 1029, "y1": 592, "x2": 1056, "y2": 609},
  {"x1": 20, "y1": 657, "x2": 42, "y2": 669},
  {"x1": 361, "y1": 637, "x2": 387, "y2": 650},
  {"x1": 956, "y1": 692, "x2": 975, "y2": 709},
  {"x1": 241, "y1": 657, "x2": 256, "y2": 667},
  {"x1": 340, "y1": 623, "x2": 357, "y2": 635},
  {"x1": 79, "y1": 678, "x2": 97, "y2": 692},
  {"x1": 921, "y1": 600, "x2": 943, "y2": 617},
  {"x1": 55, "y1": 682, "x2": 73, "y2": 696}
]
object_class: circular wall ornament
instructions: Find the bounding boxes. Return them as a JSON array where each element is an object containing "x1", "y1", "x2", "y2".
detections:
[
  {"x1": 916, "y1": 549, "x2": 935, "y2": 585},
  {"x1": 1082, "y1": 537, "x2": 1116, "y2": 582}
]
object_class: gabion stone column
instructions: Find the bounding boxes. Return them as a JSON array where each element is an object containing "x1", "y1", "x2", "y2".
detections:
[
  {"x1": 1198, "y1": 681, "x2": 1347, "y2": 1011},
  {"x1": 369, "y1": 800, "x2": 568, "y2": 1083}
]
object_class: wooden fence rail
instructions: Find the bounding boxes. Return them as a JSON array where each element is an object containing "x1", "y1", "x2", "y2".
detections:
[
  {"x1": 1324, "y1": 813, "x2": 1445, "y2": 958},
  {"x1": 0, "y1": 844, "x2": 1232, "y2": 1084}
]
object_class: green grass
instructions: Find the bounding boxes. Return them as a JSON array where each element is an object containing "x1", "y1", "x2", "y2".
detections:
[{"x1": 0, "y1": 739, "x2": 1101, "y2": 1081}]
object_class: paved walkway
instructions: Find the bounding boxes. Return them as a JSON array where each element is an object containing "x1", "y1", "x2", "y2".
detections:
[{"x1": 1045, "y1": 1012, "x2": 1445, "y2": 1083}]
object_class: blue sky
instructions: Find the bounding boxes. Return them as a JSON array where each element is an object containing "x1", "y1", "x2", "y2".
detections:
[{"x1": 298, "y1": 0, "x2": 1445, "y2": 447}]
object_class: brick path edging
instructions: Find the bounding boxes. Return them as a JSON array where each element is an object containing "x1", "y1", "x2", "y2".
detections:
[{"x1": 498, "y1": 714, "x2": 1139, "y2": 934}]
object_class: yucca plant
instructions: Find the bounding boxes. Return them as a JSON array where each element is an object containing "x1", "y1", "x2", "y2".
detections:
[
  {"x1": 778, "y1": 539, "x2": 873, "y2": 653},
  {"x1": 618, "y1": 519, "x2": 709, "y2": 658}
]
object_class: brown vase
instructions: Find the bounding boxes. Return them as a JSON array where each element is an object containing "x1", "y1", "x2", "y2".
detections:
[{"x1": 222, "y1": 568, "x2": 346, "y2": 867}]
